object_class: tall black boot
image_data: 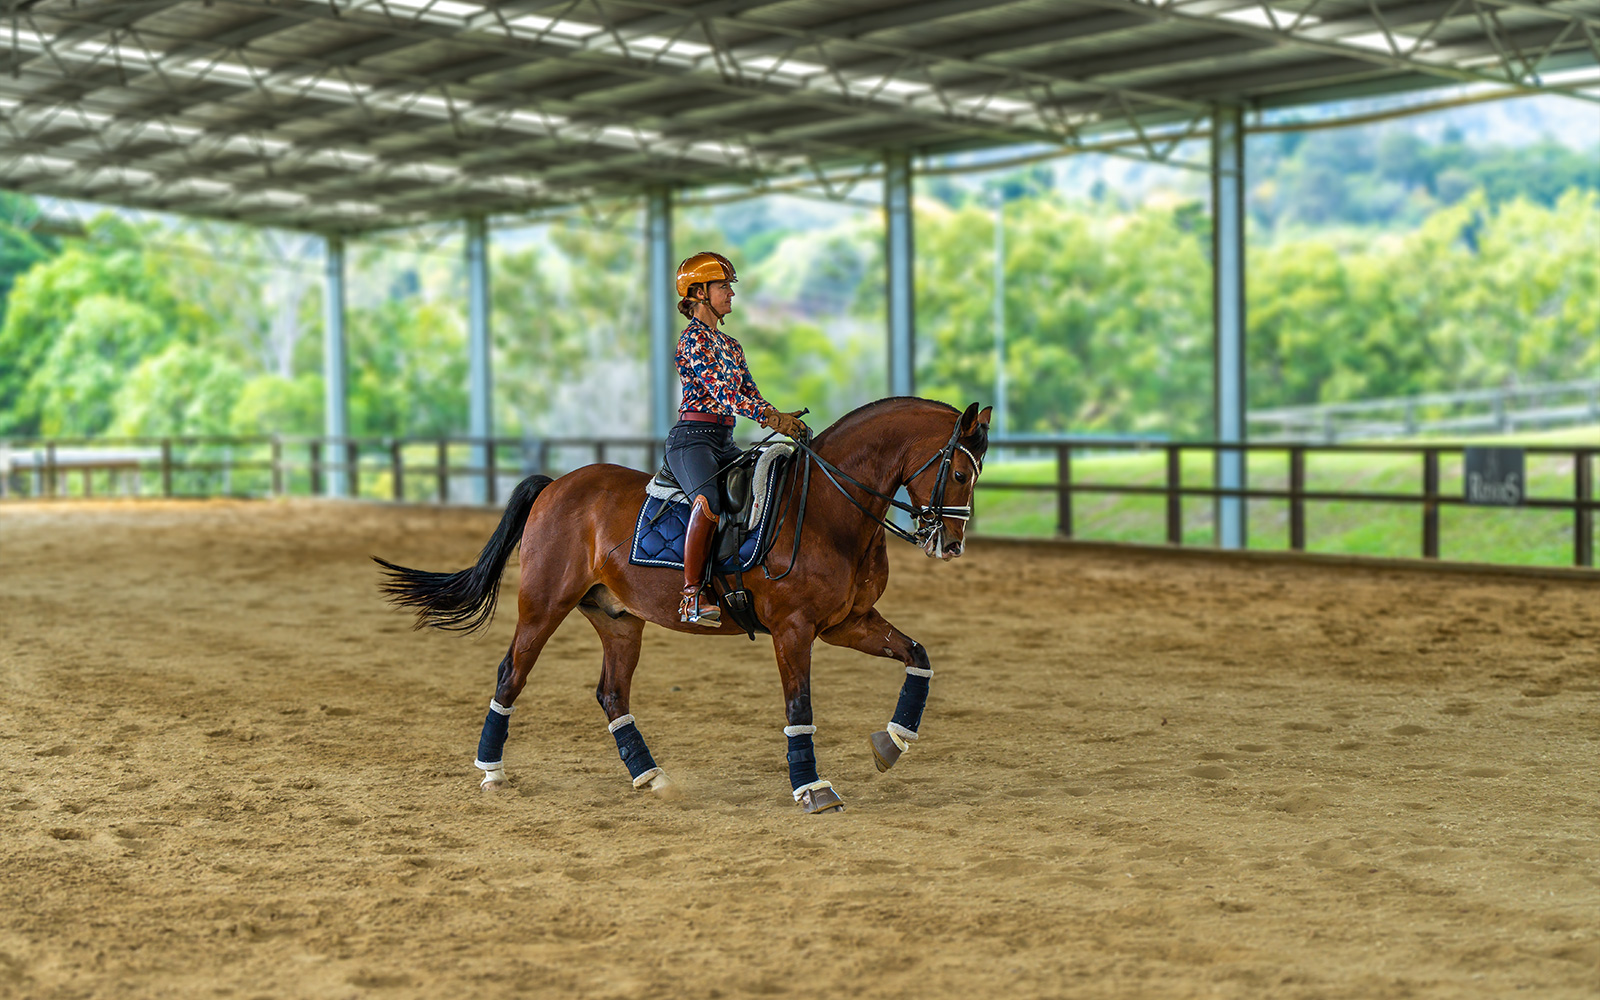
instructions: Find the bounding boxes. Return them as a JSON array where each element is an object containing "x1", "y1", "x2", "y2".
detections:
[{"x1": 679, "y1": 494, "x2": 721, "y2": 626}]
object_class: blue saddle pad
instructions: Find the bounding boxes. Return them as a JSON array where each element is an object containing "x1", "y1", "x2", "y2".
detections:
[{"x1": 628, "y1": 470, "x2": 783, "y2": 573}]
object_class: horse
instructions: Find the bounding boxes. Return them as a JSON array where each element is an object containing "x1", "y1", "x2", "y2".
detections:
[{"x1": 375, "y1": 397, "x2": 991, "y2": 814}]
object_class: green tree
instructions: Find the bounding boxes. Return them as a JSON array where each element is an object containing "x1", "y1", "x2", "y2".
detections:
[
  {"x1": 491, "y1": 219, "x2": 648, "y2": 436},
  {"x1": 348, "y1": 298, "x2": 469, "y2": 436},
  {"x1": 108, "y1": 342, "x2": 246, "y2": 436},
  {"x1": 915, "y1": 194, "x2": 1213, "y2": 437},
  {"x1": 229, "y1": 373, "x2": 324, "y2": 436},
  {"x1": 0, "y1": 192, "x2": 56, "y2": 331},
  {"x1": 27, "y1": 295, "x2": 172, "y2": 435},
  {"x1": 0, "y1": 215, "x2": 201, "y2": 434}
]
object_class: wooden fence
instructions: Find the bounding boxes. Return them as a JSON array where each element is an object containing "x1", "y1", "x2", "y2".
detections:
[{"x1": 2, "y1": 433, "x2": 1594, "y2": 569}]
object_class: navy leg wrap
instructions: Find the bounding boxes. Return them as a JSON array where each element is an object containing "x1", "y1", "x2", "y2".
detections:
[
  {"x1": 611, "y1": 721, "x2": 659, "y2": 781},
  {"x1": 476, "y1": 707, "x2": 510, "y2": 766},
  {"x1": 890, "y1": 672, "x2": 931, "y2": 735},
  {"x1": 786, "y1": 733, "x2": 820, "y2": 791}
]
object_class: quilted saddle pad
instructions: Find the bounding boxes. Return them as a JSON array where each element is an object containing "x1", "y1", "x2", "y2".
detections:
[{"x1": 628, "y1": 464, "x2": 784, "y2": 573}]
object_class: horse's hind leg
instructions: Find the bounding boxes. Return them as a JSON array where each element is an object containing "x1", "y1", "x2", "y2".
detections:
[
  {"x1": 820, "y1": 609, "x2": 932, "y2": 773},
  {"x1": 581, "y1": 599, "x2": 673, "y2": 796},
  {"x1": 474, "y1": 612, "x2": 566, "y2": 790}
]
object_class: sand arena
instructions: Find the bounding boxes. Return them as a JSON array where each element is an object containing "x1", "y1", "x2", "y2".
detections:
[{"x1": 1, "y1": 499, "x2": 1596, "y2": 999}]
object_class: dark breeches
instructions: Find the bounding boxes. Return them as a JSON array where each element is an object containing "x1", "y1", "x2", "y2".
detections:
[{"x1": 664, "y1": 420, "x2": 741, "y2": 516}]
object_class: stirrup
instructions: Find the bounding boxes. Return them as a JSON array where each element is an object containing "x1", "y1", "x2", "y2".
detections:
[{"x1": 679, "y1": 591, "x2": 721, "y2": 627}]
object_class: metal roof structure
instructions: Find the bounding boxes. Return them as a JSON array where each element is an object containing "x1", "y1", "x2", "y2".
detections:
[{"x1": 3, "y1": 0, "x2": 1597, "y2": 232}]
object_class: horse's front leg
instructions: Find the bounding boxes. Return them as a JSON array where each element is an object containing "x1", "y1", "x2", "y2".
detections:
[
  {"x1": 819, "y1": 609, "x2": 932, "y2": 773},
  {"x1": 773, "y1": 620, "x2": 844, "y2": 814}
]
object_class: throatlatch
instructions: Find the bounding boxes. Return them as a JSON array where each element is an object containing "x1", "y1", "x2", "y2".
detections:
[
  {"x1": 609, "y1": 714, "x2": 663, "y2": 788},
  {"x1": 475, "y1": 698, "x2": 514, "y2": 786}
]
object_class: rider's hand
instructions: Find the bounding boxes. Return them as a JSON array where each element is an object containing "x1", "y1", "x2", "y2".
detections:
[{"x1": 761, "y1": 406, "x2": 811, "y2": 442}]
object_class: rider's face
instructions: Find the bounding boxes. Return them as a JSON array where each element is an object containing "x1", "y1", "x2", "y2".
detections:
[{"x1": 705, "y1": 280, "x2": 734, "y2": 316}]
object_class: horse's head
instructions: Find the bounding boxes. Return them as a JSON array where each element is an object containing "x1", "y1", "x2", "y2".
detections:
[{"x1": 904, "y1": 402, "x2": 991, "y2": 560}]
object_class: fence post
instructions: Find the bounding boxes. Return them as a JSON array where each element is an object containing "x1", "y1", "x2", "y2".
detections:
[
  {"x1": 1165, "y1": 445, "x2": 1182, "y2": 545},
  {"x1": 271, "y1": 435, "x2": 283, "y2": 496},
  {"x1": 346, "y1": 440, "x2": 359, "y2": 498},
  {"x1": 484, "y1": 440, "x2": 497, "y2": 507},
  {"x1": 539, "y1": 440, "x2": 551, "y2": 477},
  {"x1": 82, "y1": 466, "x2": 92, "y2": 498},
  {"x1": 1422, "y1": 448, "x2": 1440, "y2": 559},
  {"x1": 1289, "y1": 447, "x2": 1306, "y2": 551},
  {"x1": 44, "y1": 442, "x2": 58, "y2": 498},
  {"x1": 309, "y1": 441, "x2": 323, "y2": 497},
  {"x1": 160, "y1": 439, "x2": 173, "y2": 498},
  {"x1": 596, "y1": 442, "x2": 606, "y2": 466},
  {"x1": 1577, "y1": 449, "x2": 1594, "y2": 569},
  {"x1": 390, "y1": 439, "x2": 404, "y2": 502},
  {"x1": 1055, "y1": 444, "x2": 1073, "y2": 538},
  {"x1": 0, "y1": 439, "x2": 8, "y2": 499},
  {"x1": 437, "y1": 440, "x2": 449, "y2": 504}
]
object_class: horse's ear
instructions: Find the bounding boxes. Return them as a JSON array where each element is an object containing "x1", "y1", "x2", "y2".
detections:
[
  {"x1": 975, "y1": 405, "x2": 993, "y2": 428},
  {"x1": 959, "y1": 402, "x2": 981, "y2": 430}
]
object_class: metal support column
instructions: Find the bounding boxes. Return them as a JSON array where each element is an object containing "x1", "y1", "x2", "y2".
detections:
[
  {"x1": 466, "y1": 215, "x2": 493, "y2": 504},
  {"x1": 1212, "y1": 105, "x2": 1246, "y2": 549},
  {"x1": 992, "y1": 192, "x2": 1008, "y2": 442},
  {"x1": 647, "y1": 188, "x2": 677, "y2": 438},
  {"x1": 885, "y1": 150, "x2": 915, "y2": 398},
  {"x1": 323, "y1": 234, "x2": 349, "y2": 498}
]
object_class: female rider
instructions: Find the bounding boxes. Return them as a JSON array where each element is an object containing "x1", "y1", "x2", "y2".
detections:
[{"x1": 666, "y1": 251, "x2": 809, "y2": 626}]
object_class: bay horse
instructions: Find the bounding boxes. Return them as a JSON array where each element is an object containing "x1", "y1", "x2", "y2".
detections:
[{"x1": 376, "y1": 397, "x2": 991, "y2": 814}]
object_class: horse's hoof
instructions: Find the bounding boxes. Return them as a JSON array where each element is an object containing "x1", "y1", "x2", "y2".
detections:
[
  {"x1": 646, "y1": 772, "x2": 682, "y2": 800},
  {"x1": 797, "y1": 785, "x2": 845, "y2": 814},
  {"x1": 869, "y1": 730, "x2": 902, "y2": 772},
  {"x1": 480, "y1": 779, "x2": 506, "y2": 792},
  {"x1": 479, "y1": 765, "x2": 507, "y2": 791}
]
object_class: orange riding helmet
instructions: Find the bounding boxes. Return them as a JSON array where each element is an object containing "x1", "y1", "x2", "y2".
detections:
[{"x1": 675, "y1": 251, "x2": 737, "y2": 298}]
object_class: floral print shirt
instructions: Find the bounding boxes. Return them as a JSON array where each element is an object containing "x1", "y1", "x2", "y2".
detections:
[{"x1": 675, "y1": 316, "x2": 772, "y2": 422}]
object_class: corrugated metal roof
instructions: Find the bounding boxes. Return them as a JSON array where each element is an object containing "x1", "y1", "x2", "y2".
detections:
[{"x1": 2, "y1": 0, "x2": 1594, "y2": 232}]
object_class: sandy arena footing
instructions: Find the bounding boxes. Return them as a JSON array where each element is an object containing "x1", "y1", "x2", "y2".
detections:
[{"x1": 1, "y1": 499, "x2": 1597, "y2": 999}]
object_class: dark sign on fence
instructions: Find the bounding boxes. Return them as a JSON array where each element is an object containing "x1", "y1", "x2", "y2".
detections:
[{"x1": 1463, "y1": 447, "x2": 1524, "y2": 506}]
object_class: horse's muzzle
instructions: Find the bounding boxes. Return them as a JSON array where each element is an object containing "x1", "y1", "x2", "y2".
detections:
[{"x1": 922, "y1": 529, "x2": 963, "y2": 560}]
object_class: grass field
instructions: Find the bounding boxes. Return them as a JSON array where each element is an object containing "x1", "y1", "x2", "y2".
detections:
[{"x1": 973, "y1": 425, "x2": 1598, "y2": 569}]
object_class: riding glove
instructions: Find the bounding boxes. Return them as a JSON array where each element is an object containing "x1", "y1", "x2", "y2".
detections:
[{"x1": 761, "y1": 407, "x2": 811, "y2": 442}]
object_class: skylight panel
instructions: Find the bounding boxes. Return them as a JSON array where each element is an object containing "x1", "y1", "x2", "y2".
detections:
[
  {"x1": 1216, "y1": 5, "x2": 1319, "y2": 30},
  {"x1": 378, "y1": 0, "x2": 486, "y2": 26},
  {"x1": 1339, "y1": 31, "x2": 1436, "y2": 54},
  {"x1": 507, "y1": 14, "x2": 603, "y2": 42}
]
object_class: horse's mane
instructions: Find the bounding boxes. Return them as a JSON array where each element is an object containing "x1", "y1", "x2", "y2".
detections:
[{"x1": 814, "y1": 396, "x2": 960, "y2": 444}]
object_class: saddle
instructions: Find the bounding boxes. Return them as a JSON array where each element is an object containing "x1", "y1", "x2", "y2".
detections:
[
  {"x1": 630, "y1": 442, "x2": 796, "y2": 636},
  {"x1": 630, "y1": 443, "x2": 795, "y2": 637},
  {"x1": 641, "y1": 442, "x2": 793, "y2": 566}
]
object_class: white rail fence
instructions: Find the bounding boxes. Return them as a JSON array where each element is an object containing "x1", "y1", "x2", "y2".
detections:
[{"x1": 1249, "y1": 379, "x2": 1600, "y2": 443}]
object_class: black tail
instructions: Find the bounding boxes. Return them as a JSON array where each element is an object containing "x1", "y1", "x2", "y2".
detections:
[{"x1": 373, "y1": 474, "x2": 554, "y2": 634}]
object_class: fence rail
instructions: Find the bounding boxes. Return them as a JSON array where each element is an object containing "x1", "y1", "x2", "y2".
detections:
[
  {"x1": 1249, "y1": 378, "x2": 1600, "y2": 442},
  {"x1": 2, "y1": 433, "x2": 1594, "y2": 569}
]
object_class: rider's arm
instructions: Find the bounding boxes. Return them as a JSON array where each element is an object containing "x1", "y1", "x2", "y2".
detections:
[{"x1": 726, "y1": 339, "x2": 775, "y2": 422}]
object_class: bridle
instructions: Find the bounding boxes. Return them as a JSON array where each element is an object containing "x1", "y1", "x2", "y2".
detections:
[{"x1": 780, "y1": 414, "x2": 983, "y2": 555}]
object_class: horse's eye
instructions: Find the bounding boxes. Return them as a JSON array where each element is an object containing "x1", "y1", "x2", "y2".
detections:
[{"x1": 954, "y1": 471, "x2": 967, "y2": 484}]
